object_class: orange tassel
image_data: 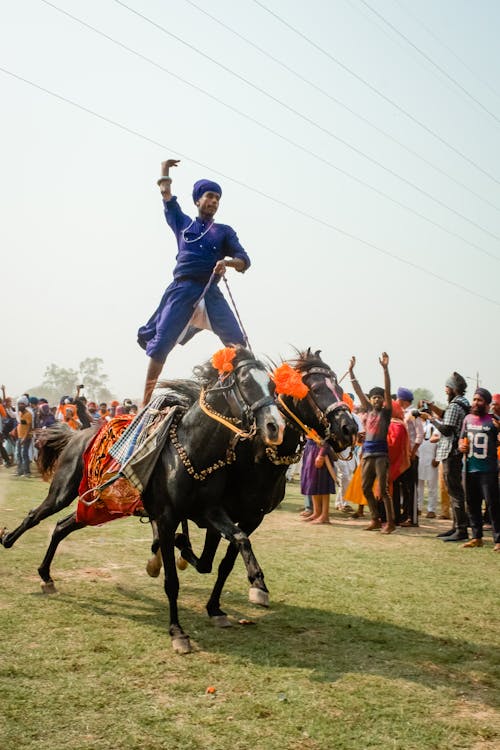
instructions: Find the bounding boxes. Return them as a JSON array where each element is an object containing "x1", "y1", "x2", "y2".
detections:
[
  {"x1": 211, "y1": 347, "x2": 237, "y2": 374},
  {"x1": 272, "y1": 363, "x2": 309, "y2": 399},
  {"x1": 342, "y1": 392, "x2": 354, "y2": 412}
]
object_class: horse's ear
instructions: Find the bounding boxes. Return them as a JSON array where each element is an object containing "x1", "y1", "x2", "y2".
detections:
[{"x1": 314, "y1": 350, "x2": 322, "y2": 359}]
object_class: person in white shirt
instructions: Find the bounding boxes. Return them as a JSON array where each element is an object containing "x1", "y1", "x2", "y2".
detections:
[{"x1": 417, "y1": 419, "x2": 439, "y2": 517}]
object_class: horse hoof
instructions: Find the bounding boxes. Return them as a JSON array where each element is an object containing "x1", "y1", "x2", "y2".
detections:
[
  {"x1": 211, "y1": 615, "x2": 232, "y2": 628},
  {"x1": 40, "y1": 581, "x2": 58, "y2": 595},
  {"x1": 0, "y1": 528, "x2": 10, "y2": 548},
  {"x1": 146, "y1": 551, "x2": 162, "y2": 578},
  {"x1": 172, "y1": 635, "x2": 192, "y2": 654},
  {"x1": 248, "y1": 587, "x2": 269, "y2": 607},
  {"x1": 176, "y1": 556, "x2": 188, "y2": 571}
]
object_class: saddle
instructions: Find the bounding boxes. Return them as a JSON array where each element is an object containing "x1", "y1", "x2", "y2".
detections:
[{"x1": 76, "y1": 415, "x2": 143, "y2": 526}]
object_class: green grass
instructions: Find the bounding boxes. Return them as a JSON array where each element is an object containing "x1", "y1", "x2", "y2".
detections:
[{"x1": 1, "y1": 471, "x2": 499, "y2": 750}]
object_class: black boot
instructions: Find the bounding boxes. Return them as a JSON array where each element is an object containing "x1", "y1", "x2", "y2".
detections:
[
  {"x1": 442, "y1": 530, "x2": 469, "y2": 542},
  {"x1": 436, "y1": 528, "x2": 456, "y2": 538}
]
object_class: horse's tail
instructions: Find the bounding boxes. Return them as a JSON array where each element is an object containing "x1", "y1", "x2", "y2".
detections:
[{"x1": 36, "y1": 424, "x2": 75, "y2": 481}]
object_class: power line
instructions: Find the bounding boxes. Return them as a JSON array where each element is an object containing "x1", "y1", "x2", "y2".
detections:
[
  {"x1": 1, "y1": 64, "x2": 498, "y2": 309},
  {"x1": 184, "y1": 0, "x2": 500, "y2": 216},
  {"x1": 252, "y1": 0, "x2": 500, "y2": 188},
  {"x1": 108, "y1": 0, "x2": 500, "y2": 247},
  {"x1": 36, "y1": 0, "x2": 500, "y2": 262},
  {"x1": 358, "y1": 0, "x2": 500, "y2": 127},
  {"x1": 394, "y1": 0, "x2": 500, "y2": 104}
]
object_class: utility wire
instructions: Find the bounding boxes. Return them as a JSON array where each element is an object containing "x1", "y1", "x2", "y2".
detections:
[
  {"x1": 0, "y1": 64, "x2": 498, "y2": 309},
  {"x1": 37, "y1": 0, "x2": 500, "y2": 262},
  {"x1": 394, "y1": 0, "x2": 500, "y2": 104},
  {"x1": 184, "y1": 0, "x2": 500, "y2": 216},
  {"x1": 109, "y1": 0, "x2": 500, "y2": 246},
  {"x1": 358, "y1": 0, "x2": 500, "y2": 127},
  {"x1": 252, "y1": 0, "x2": 500, "y2": 188}
]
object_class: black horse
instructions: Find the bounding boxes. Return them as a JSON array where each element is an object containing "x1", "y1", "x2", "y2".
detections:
[
  {"x1": 0, "y1": 348, "x2": 285, "y2": 650},
  {"x1": 148, "y1": 349, "x2": 359, "y2": 626}
]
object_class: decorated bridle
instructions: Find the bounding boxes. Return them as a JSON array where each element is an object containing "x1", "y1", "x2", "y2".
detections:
[
  {"x1": 199, "y1": 347, "x2": 275, "y2": 439},
  {"x1": 270, "y1": 361, "x2": 354, "y2": 460},
  {"x1": 170, "y1": 347, "x2": 276, "y2": 481}
]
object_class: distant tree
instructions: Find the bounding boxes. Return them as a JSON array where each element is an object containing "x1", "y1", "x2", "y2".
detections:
[
  {"x1": 78, "y1": 357, "x2": 113, "y2": 403},
  {"x1": 29, "y1": 359, "x2": 115, "y2": 405},
  {"x1": 36, "y1": 363, "x2": 79, "y2": 403}
]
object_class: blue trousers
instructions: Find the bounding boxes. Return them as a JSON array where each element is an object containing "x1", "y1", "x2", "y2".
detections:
[
  {"x1": 16, "y1": 438, "x2": 32, "y2": 476},
  {"x1": 137, "y1": 278, "x2": 245, "y2": 363}
]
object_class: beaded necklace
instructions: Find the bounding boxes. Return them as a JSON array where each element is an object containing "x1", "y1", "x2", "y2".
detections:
[{"x1": 181, "y1": 219, "x2": 214, "y2": 244}]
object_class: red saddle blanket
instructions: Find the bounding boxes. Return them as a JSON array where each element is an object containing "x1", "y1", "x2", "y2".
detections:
[{"x1": 76, "y1": 415, "x2": 144, "y2": 526}]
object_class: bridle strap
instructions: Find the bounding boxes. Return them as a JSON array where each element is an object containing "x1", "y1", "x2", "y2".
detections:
[
  {"x1": 324, "y1": 401, "x2": 349, "y2": 417},
  {"x1": 277, "y1": 394, "x2": 322, "y2": 445},
  {"x1": 199, "y1": 387, "x2": 256, "y2": 439}
]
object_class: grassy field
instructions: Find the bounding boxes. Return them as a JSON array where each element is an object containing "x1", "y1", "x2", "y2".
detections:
[{"x1": 1, "y1": 469, "x2": 499, "y2": 750}]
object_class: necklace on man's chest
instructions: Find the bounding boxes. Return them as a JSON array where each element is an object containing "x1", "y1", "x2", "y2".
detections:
[{"x1": 182, "y1": 219, "x2": 214, "y2": 244}]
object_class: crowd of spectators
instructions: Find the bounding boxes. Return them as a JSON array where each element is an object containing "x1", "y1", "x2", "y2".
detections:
[
  {"x1": 0, "y1": 384, "x2": 138, "y2": 478},
  {"x1": 297, "y1": 358, "x2": 500, "y2": 552}
]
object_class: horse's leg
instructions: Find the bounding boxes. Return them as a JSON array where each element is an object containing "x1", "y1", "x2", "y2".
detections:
[
  {"x1": 205, "y1": 508, "x2": 269, "y2": 607},
  {"x1": 146, "y1": 520, "x2": 163, "y2": 578},
  {"x1": 37, "y1": 512, "x2": 86, "y2": 594},
  {"x1": 157, "y1": 517, "x2": 192, "y2": 654},
  {"x1": 174, "y1": 526, "x2": 221, "y2": 574},
  {"x1": 0, "y1": 469, "x2": 81, "y2": 549},
  {"x1": 206, "y1": 542, "x2": 239, "y2": 626},
  {"x1": 206, "y1": 519, "x2": 265, "y2": 626}
]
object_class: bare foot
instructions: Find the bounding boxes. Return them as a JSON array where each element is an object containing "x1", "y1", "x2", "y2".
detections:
[
  {"x1": 303, "y1": 514, "x2": 320, "y2": 522},
  {"x1": 310, "y1": 517, "x2": 331, "y2": 525},
  {"x1": 381, "y1": 523, "x2": 396, "y2": 534},
  {"x1": 364, "y1": 520, "x2": 382, "y2": 531}
]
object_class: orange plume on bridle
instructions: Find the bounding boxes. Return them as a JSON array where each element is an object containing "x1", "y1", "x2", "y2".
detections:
[
  {"x1": 342, "y1": 392, "x2": 354, "y2": 412},
  {"x1": 272, "y1": 363, "x2": 309, "y2": 399},
  {"x1": 211, "y1": 347, "x2": 237, "y2": 374}
]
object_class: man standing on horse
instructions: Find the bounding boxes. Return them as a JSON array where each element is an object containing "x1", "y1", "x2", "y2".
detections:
[{"x1": 138, "y1": 159, "x2": 251, "y2": 405}]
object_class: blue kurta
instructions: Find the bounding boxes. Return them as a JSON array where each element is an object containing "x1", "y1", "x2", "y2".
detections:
[{"x1": 138, "y1": 196, "x2": 251, "y2": 362}]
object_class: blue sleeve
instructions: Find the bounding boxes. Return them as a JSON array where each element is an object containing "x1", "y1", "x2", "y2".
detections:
[
  {"x1": 163, "y1": 196, "x2": 191, "y2": 238},
  {"x1": 223, "y1": 226, "x2": 251, "y2": 270}
]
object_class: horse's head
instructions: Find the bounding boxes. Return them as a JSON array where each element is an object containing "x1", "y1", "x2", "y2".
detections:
[
  {"x1": 275, "y1": 349, "x2": 358, "y2": 454},
  {"x1": 198, "y1": 347, "x2": 285, "y2": 446}
]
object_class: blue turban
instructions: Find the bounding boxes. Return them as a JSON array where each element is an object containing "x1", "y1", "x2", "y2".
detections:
[
  {"x1": 397, "y1": 387, "x2": 413, "y2": 402},
  {"x1": 192, "y1": 179, "x2": 222, "y2": 204}
]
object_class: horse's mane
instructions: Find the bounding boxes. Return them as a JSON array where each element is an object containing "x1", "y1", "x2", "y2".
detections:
[
  {"x1": 288, "y1": 347, "x2": 336, "y2": 377},
  {"x1": 156, "y1": 347, "x2": 256, "y2": 404},
  {"x1": 193, "y1": 346, "x2": 256, "y2": 387},
  {"x1": 154, "y1": 380, "x2": 200, "y2": 407}
]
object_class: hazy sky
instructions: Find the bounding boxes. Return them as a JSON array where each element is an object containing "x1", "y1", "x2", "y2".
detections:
[{"x1": 2, "y1": 0, "x2": 499, "y2": 403}]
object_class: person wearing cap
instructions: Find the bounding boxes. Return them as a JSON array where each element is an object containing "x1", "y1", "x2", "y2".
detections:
[
  {"x1": 419, "y1": 372, "x2": 470, "y2": 542},
  {"x1": 458, "y1": 388, "x2": 500, "y2": 552},
  {"x1": 348, "y1": 353, "x2": 395, "y2": 534},
  {"x1": 137, "y1": 158, "x2": 251, "y2": 405}
]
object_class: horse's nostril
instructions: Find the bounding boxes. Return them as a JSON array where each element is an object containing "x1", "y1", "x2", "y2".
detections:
[{"x1": 267, "y1": 422, "x2": 278, "y2": 435}]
